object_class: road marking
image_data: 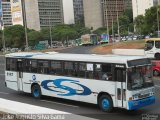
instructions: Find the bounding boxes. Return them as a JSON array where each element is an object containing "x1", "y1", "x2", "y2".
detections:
[
  {"x1": 0, "y1": 92, "x2": 9, "y2": 95},
  {"x1": 41, "y1": 100, "x2": 79, "y2": 108}
]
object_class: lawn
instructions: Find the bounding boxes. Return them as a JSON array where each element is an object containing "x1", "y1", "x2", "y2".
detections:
[{"x1": 91, "y1": 40, "x2": 145, "y2": 54}]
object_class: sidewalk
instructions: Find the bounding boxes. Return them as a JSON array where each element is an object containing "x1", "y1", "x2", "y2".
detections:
[{"x1": 0, "y1": 98, "x2": 97, "y2": 120}]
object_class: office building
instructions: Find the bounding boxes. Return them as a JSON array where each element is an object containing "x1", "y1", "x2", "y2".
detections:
[
  {"x1": 132, "y1": 0, "x2": 154, "y2": 19},
  {"x1": 2, "y1": 0, "x2": 12, "y2": 27},
  {"x1": 83, "y1": 0, "x2": 132, "y2": 30},
  {"x1": 38, "y1": 0, "x2": 64, "y2": 29},
  {"x1": 73, "y1": 0, "x2": 84, "y2": 24}
]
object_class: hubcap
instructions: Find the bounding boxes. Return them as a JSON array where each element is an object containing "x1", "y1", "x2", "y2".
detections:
[
  {"x1": 33, "y1": 87, "x2": 39, "y2": 97},
  {"x1": 102, "y1": 98, "x2": 109, "y2": 109}
]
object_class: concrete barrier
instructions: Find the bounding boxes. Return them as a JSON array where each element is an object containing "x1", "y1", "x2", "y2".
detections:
[
  {"x1": 0, "y1": 98, "x2": 97, "y2": 120},
  {"x1": 112, "y1": 49, "x2": 145, "y2": 56}
]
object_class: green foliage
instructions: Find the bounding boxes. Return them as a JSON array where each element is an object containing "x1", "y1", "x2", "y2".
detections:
[
  {"x1": 4, "y1": 25, "x2": 25, "y2": 48},
  {"x1": 28, "y1": 30, "x2": 43, "y2": 46},
  {"x1": 92, "y1": 27, "x2": 106, "y2": 35}
]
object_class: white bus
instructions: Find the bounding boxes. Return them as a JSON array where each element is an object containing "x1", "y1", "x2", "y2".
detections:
[
  {"x1": 5, "y1": 52, "x2": 155, "y2": 112},
  {"x1": 145, "y1": 38, "x2": 160, "y2": 59}
]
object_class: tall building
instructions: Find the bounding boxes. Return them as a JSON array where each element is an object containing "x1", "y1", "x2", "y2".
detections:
[
  {"x1": 2, "y1": 0, "x2": 12, "y2": 27},
  {"x1": 83, "y1": 0, "x2": 132, "y2": 30},
  {"x1": 132, "y1": 0, "x2": 154, "y2": 19},
  {"x1": 83, "y1": 0, "x2": 103, "y2": 30},
  {"x1": 62, "y1": 0, "x2": 75, "y2": 24},
  {"x1": 73, "y1": 0, "x2": 84, "y2": 24},
  {"x1": 102, "y1": 0, "x2": 132, "y2": 28},
  {"x1": 38, "y1": 0, "x2": 64, "y2": 29}
]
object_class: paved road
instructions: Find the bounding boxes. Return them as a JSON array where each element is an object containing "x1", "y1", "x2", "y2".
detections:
[
  {"x1": 60, "y1": 46, "x2": 97, "y2": 54},
  {"x1": 0, "y1": 55, "x2": 160, "y2": 120}
]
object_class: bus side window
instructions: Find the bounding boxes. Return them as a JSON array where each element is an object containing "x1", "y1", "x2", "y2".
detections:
[
  {"x1": 24, "y1": 59, "x2": 31, "y2": 72},
  {"x1": 64, "y1": 62, "x2": 74, "y2": 76},
  {"x1": 94, "y1": 64, "x2": 102, "y2": 80},
  {"x1": 79, "y1": 63, "x2": 86, "y2": 78},
  {"x1": 9, "y1": 59, "x2": 17, "y2": 71},
  {"x1": 31, "y1": 60, "x2": 37, "y2": 73},
  {"x1": 38, "y1": 60, "x2": 49, "y2": 74},
  {"x1": 6, "y1": 58, "x2": 11, "y2": 71},
  {"x1": 101, "y1": 64, "x2": 112, "y2": 81},
  {"x1": 86, "y1": 63, "x2": 94, "y2": 79},
  {"x1": 50, "y1": 61, "x2": 63, "y2": 75}
]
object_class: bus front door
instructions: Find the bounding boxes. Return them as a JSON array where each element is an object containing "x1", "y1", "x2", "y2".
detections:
[
  {"x1": 115, "y1": 68, "x2": 127, "y2": 108},
  {"x1": 17, "y1": 59, "x2": 23, "y2": 91}
]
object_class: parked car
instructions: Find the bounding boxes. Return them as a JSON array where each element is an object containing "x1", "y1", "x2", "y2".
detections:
[{"x1": 152, "y1": 60, "x2": 160, "y2": 76}]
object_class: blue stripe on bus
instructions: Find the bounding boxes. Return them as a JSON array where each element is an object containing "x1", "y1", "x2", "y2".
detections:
[
  {"x1": 41, "y1": 79, "x2": 92, "y2": 96},
  {"x1": 128, "y1": 96, "x2": 155, "y2": 110}
]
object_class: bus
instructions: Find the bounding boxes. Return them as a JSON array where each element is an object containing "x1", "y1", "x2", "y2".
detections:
[
  {"x1": 5, "y1": 52, "x2": 155, "y2": 112},
  {"x1": 145, "y1": 38, "x2": 160, "y2": 59},
  {"x1": 81, "y1": 34, "x2": 98, "y2": 46},
  {"x1": 100, "y1": 34, "x2": 109, "y2": 44}
]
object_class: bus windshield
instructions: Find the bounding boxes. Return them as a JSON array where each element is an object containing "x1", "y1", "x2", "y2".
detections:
[{"x1": 127, "y1": 66, "x2": 154, "y2": 90}]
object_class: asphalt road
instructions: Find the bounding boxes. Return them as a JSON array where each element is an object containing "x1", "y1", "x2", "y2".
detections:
[
  {"x1": 59, "y1": 45, "x2": 97, "y2": 54},
  {"x1": 0, "y1": 52, "x2": 160, "y2": 120}
]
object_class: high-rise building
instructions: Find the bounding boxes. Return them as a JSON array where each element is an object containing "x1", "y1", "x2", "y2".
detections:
[
  {"x1": 83, "y1": 0, "x2": 103, "y2": 30},
  {"x1": 132, "y1": 0, "x2": 154, "y2": 19},
  {"x1": 73, "y1": 0, "x2": 84, "y2": 24},
  {"x1": 2, "y1": 0, "x2": 12, "y2": 27},
  {"x1": 38, "y1": 0, "x2": 64, "y2": 29},
  {"x1": 83, "y1": 0, "x2": 132, "y2": 30}
]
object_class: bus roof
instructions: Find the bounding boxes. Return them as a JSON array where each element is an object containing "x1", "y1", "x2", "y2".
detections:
[
  {"x1": 5, "y1": 52, "x2": 148, "y2": 64},
  {"x1": 145, "y1": 38, "x2": 160, "y2": 41}
]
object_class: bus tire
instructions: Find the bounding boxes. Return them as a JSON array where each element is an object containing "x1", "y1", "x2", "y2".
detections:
[
  {"x1": 153, "y1": 70, "x2": 159, "y2": 76},
  {"x1": 155, "y1": 53, "x2": 160, "y2": 60},
  {"x1": 98, "y1": 95, "x2": 113, "y2": 112},
  {"x1": 31, "y1": 84, "x2": 41, "y2": 99}
]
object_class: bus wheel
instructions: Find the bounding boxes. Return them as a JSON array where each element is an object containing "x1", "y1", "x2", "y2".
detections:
[
  {"x1": 153, "y1": 70, "x2": 159, "y2": 76},
  {"x1": 98, "y1": 95, "x2": 113, "y2": 112},
  {"x1": 31, "y1": 84, "x2": 41, "y2": 99}
]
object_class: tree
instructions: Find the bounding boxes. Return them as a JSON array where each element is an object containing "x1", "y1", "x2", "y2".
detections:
[
  {"x1": 134, "y1": 15, "x2": 146, "y2": 34},
  {"x1": 53, "y1": 24, "x2": 78, "y2": 44},
  {"x1": 92, "y1": 27, "x2": 107, "y2": 35},
  {"x1": 28, "y1": 30, "x2": 43, "y2": 46},
  {"x1": 4, "y1": 25, "x2": 25, "y2": 48},
  {"x1": 145, "y1": 6, "x2": 159, "y2": 33}
]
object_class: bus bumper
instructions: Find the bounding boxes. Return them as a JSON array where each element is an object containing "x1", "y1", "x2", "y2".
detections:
[{"x1": 128, "y1": 96, "x2": 155, "y2": 110}]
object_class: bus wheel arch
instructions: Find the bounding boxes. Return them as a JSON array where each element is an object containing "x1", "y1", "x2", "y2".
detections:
[
  {"x1": 31, "y1": 83, "x2": 42, "y2": 99},
  {"x1": 97, "y1": 92, "x2": 114, "y2": 112},
  {"x1": 155, "y1": 53, "x2": 160, "y2": 59}
]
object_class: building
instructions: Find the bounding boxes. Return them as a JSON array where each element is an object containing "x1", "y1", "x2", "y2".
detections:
[
  {"x1": 38, "y1": 0, "x2": 64, "y2": 29},
  {"x1": 10, "y1": 0, "x2": 40, "y2": 31},
  {"x1": 83, "y1": 0, "x2": 103, "y2": 30},
  {"x1": 83, "y1": 0, "x2": 132, "y2": 30},
  {"x1": 2, "y1": 0, "x2": 12, "y2": 27},
  {"x1": 62, "y1": 0, "x2": 75, "y2": 24},
  {"x1": 73, "y1": 0, "x2": 84, "y2": 24},
  {"x1": 132, "y1": 0, "x2": 154, "y2": 19}
]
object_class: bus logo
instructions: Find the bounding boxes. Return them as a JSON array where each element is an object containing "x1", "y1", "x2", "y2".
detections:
[
  {"x1": 32, "y1": 75, "x2": 36, "y2": 81},
  {"x1": 41, "y1": 79, "x2": 92, "y2": 96}
]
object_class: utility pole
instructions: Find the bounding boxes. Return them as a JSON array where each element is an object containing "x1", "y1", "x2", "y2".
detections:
[
  {"x1": 49, "y1": 12, "x2": 53, "y2": 48},
  {"x1": 104, "y1": 0, "x2": 109, "y2": 42},
  {"x1": 116, "y1": 0, "x2": 120, "y2": 41},
  {"x1": 157, "y1": 1, "x2": 160, "y2": 37}
]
